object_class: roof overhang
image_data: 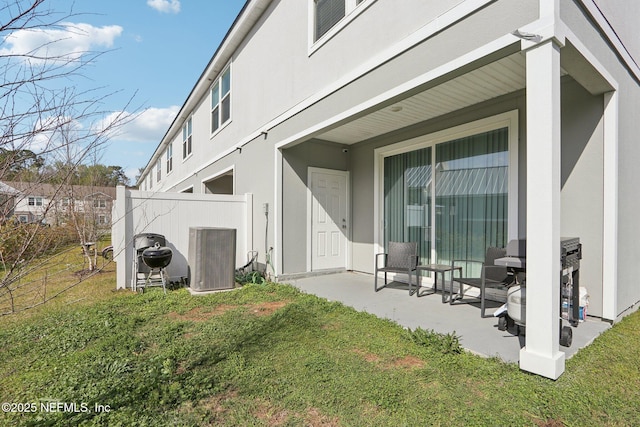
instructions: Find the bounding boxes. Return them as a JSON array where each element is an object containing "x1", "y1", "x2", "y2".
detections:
[{"x1": 309, "y1": 39, "x2": 615, "y2": 146}]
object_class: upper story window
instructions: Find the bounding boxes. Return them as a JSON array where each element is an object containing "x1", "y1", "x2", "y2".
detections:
[
  {"x1": 311, "y1": 0, "x2": 371, "y2": 50},
  {"x1": 93, "y1": 199, "x2": 106, "y2": 208},
  {"x1": 314, "y1": 0, "x2": 366, "y2": 41},
  {"x1": 166, "y1": 143, "x2": 173, "y2": 174},
  {"x1": 182, "y1": 117, "x2": 192, "y2": 159},
  {"x1": 28, "y1": 196, "x2": 43, "y2": 206},
  {"x1": 156, "y1": 158, "x2": 162, "y2": 182},
  {"x1": 211, "y1": 66, "x2": 231, "y2": 134},
  {"x1": 315, "y1": 0, "x2": 345, "y2": 40}
]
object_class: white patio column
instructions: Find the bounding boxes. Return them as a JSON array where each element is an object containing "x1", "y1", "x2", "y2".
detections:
[{"x1": 520, "y1": 39, "x2": 564, "y2": 379}]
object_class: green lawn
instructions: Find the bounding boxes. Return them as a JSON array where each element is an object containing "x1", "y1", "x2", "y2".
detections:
[{"x1": 0, "y1": 257, "x2": 639, "y2": 426}]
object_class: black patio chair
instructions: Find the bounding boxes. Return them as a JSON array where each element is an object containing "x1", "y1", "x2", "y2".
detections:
[
  {"x1": 451, "y1": 247, "x2": 511, "y2": 317},
  {"x1": 374, "y1": 241, "x2": 419, "y2": 295}
]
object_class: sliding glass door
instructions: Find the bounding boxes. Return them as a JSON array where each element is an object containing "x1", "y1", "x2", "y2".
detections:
[
  {"x1": 435, "y1": 128, "x2": 509, "y2": 271},
  {"x1": 384, "y1": 147, "x2": 432, "y2": 266},
  {"x1": 383, "y1": 127, "x2": 509, "y2": 272}
]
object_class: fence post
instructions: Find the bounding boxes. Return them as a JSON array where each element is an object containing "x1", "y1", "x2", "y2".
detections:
[
  {"x1": 245, "y1": 193, "x2": 253, "y2": 264},
  {"x1": 114, "y1": 185, "x2": 128, "y2": 289}
]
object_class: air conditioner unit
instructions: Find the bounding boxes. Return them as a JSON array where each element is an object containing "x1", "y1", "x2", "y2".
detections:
[{"x1": 188, "y1": 227, "x2": 236, "y2": 292}]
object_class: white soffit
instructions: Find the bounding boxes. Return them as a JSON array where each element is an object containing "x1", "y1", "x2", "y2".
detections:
[{"x1": 317, "y1": 53, "x2": 527, "y2": 144}]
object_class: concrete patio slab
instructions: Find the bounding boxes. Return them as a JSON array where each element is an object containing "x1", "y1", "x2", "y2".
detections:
[{"x1": 286, "y1": 271, "x2": 611, "y2": 364}]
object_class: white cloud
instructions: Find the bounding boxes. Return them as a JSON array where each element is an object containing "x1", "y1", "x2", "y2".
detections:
[
  {"x1": 147, "y1": 0, "x2": 181, "y2": 14},
  {"x1": 101, "y1": 106, "x2": 180, "y2": 143},
  {"x1": 0, "y1": 22, "x2": 123, "y2": 64}
]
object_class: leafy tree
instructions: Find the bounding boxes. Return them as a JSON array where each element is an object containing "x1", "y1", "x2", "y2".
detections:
[
  {"x1": 0, "y1": 148, "x2": 45, "y2": 181},
  {"x1": 77, "y1": 164, "x2": 130, "y2": 187}
]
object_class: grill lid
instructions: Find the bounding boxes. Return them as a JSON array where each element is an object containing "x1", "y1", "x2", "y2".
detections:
[{"x1": 141, "y1": 243, "x2": 173, "y2": 268}]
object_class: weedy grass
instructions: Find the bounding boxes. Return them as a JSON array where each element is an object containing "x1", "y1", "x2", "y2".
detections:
[
  {"x1": 0, "y1": 253, "x2": 639, "y2": 426},
  {"x1": 0, "y1": 239, "x2": 116, "y2": 317}
]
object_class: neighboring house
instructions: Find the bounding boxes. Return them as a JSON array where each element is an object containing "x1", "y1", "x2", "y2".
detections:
[
  {"x1": 0, "y1": 181, "x2": 20, "y2": 222},
  {"x1": 135, "y1": 0, "x2": 640, "y2": 378},
  {"x1": 1, "y1": 181, "x2": 116, "y2": 229}
]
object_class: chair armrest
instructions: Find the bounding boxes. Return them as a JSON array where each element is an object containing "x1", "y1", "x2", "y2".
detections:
[
  {"x1": 452, "y1": 259, "x2": 484, "y2": 276},
  {"x1": 375, "y1": 253, "x2": 387, "y2": 269}
]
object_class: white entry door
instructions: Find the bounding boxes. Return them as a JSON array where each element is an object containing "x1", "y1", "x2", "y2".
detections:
[{"x1": 309, "y1": 168, "x2": 348, "y2": 271}]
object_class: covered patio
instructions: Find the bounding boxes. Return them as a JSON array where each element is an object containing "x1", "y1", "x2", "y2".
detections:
[
  {"x1": 276, "y1": 27, "x2": 617, "y2": 378},
  {"x1": 275, "y1": 12, "x2": 619, "y2": 379},
  {"x1": 289, "y1": 272, "x2": 611, "y2": 364}
]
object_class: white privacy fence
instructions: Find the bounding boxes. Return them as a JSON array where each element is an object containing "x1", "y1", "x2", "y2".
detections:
[{"x1": 112, "y1": 186, "x2": 253, "y2": 289}]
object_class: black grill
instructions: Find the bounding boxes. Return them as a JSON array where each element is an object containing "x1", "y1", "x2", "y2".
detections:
[
  {"x1": 561, "y1": 237, "x2": 582, "y2": 270},
  {"x1": 561, "y1": 237, "x2": 581, "y2": 329}
]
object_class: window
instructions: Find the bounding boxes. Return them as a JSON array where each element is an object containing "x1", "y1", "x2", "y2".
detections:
[
  {"x1": 211, "y1": 66, "x2": 231, "y2": 134},
  {"x1": 28, "y1": 197, "x2": 43, "y2": 206},
  {"x1": 93, "y1": 199, "x2": 106, "y2": 208},
  {"x1": 166, "y1": 143, "x2": 173, "y2": 174},
  {"x1": 182, "y1": 117, "x2": 192, "y2": 159},
  {"x1": 315, "y1": 0, "x2": 345, "y2": 40},
  {"x1": 313, "y1": 0, "x2": 367, "y2": 42},
  {"x1": 156, "y1": 158, "x2": 162, "y2": 182},
  {"x1": 98, "y1": 215, "x2": 107, "y2": 225},
  {"x1": 18, "y1": 215, "x2": 28, "y2": 223}
]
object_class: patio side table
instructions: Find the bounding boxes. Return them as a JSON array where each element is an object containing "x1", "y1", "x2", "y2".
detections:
[{"x1": 416, "y1": 264, "x2": 462, "y2": 302}]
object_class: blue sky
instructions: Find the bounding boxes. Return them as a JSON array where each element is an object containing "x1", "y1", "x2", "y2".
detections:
[{"x1": 2, "y1": 0, "x2": 246, "y2": 182}]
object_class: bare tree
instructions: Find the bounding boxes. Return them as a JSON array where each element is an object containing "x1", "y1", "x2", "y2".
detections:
[{"x1": 0, "y1": 0, "x2": 136, "y2": 313}]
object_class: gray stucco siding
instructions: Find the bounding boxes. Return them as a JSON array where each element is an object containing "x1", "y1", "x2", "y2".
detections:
[
  {"x1": 560, "y1": 77, "x2": 605, "y2": 317},
  {"x1": 561, "y1": 0, "x2": 640, "y2": 317}
]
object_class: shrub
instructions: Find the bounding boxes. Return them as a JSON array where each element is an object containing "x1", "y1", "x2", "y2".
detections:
[{"x1": 0, "y1": 223, "x2": 77, "y2": 267}]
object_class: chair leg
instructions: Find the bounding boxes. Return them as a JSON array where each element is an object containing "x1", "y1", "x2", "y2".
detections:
[
  {"x1": 450, "y1": 280, "x2": 461, "y2": 305},
  {"x1": 480, "y1": 283, "x2": 490, "y2": 318},
  {"x1": 374, "y1": 270, "x2": 379, "y2": 292},
  {"x1": 409, "y1": 271, "x2": 415, "y2": 296}
]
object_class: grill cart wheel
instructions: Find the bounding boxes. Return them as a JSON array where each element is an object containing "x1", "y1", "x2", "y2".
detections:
[
  {"x1": 498, "y1": 316, "x2": 508, "y2": 331},
  {"x1": 560, "y1": 326, "x2": 573, "y2": 347}
]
